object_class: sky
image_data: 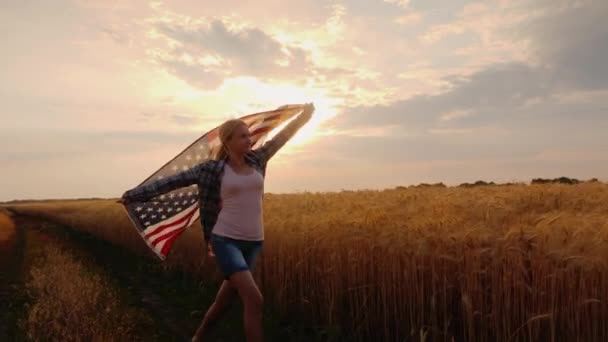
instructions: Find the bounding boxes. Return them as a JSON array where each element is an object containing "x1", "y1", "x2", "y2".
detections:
[{"x1": 1, "y1": 0, "x2": 607, "y2": 201}]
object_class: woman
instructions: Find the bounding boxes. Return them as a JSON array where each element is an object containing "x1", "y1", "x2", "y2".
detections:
[{"x1": 120, "y1": 103, "x2": 314, "y2": 342}]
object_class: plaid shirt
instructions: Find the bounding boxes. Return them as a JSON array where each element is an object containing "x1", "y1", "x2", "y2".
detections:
[{"x1": 123, "y1": 110, "x2": 310, "y2": 242}]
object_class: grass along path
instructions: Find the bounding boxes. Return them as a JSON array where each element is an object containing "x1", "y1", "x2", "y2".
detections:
[
  {"x1": 7, "y1": 214, "x2": 167, "y2": 341},
  {"x1": 7, "y1": 213, "x2": 332, "y2": 341}
]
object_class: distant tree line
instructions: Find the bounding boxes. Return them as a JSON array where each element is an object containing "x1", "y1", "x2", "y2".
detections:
[{"x1": 394, "y1": 177, "x2": 602, "y2": 190}]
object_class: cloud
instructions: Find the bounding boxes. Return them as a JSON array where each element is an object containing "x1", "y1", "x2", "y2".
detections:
[
  {"x1": 332, "y1": 0, "x2": 607, "y2": 132},
  {"x1": 395, "y1": 12, "x2": 423, "y2": 26},
  {"x1": 314, "y1": 91, "x2": 608, "y2": 166},
  {"x1": 316, "y1": 0, "x2": 608, "y2": 174},
  {"x1": 152, "y1": 19, "x2": 314, "y2": 89},
  {"x1": 384, "y1": 0, "x2": 411, "y2": 9},
  {"x1": 156, "y1": 56, "x2": 226, "y2": 89},
  {"x1": 100, "y1": 27, "x2": 133, "y2": 45},
  {"x1": 518, "y1": 0, "x2": 608, "y2": 89},
  {"x1": 142, "y1": 4, "x2": 398, "y2": 101},
  {"x1": 439, "y1": 109, "x2": 472, "y2": 122},
  {"x1": 331, "y1": 61, "x2": 551, "y2": 131}
]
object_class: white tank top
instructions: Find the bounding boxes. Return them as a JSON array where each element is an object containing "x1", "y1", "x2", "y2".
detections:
[{"x1": 212, "y1": 163, "x2": 264, "y2": 241}]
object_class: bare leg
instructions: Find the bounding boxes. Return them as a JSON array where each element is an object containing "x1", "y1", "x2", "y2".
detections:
[
  {"x1": 192, "y1": 280, "x2": 237, "y2": 341},
  {"x1": 228, "y1": 270, "x2": 264, "y2": 342}
]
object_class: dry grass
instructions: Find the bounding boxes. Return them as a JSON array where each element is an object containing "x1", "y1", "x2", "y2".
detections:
[
  {"x1": 20, "y1": 237, "x2": 150, "y2": 341},
  {"x1": 6, "y1": 182, "x2": 608, "y2": 341},
  {"x1": 0, "y1": 211, "x2": 16, "y2": 243}
]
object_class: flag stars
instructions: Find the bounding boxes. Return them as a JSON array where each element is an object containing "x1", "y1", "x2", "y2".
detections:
[
  {"x1": 161, "y1": 215, "x2": 166, "y2": 219},
  {"x1": 147, "y1": 207, "x2": 153, "y2": 212},
  {"x1": 136, "y1": 207, "x2": 143, "y2": 212},
  {"x1": 140, "y1": 214, "x2": 147, "y2": 219},
  {"x1": 157, "y1": 208, "x2": 164, "y2": 213}
]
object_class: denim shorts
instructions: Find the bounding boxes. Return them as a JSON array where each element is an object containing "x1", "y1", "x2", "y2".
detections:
[{"x1": 210, "y1": 233, "x2": 264, "y2": 280}]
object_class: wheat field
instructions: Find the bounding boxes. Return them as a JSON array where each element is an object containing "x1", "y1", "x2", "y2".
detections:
[{"x1": 5, "y1": 181, "x2": 608, "y2": 341}]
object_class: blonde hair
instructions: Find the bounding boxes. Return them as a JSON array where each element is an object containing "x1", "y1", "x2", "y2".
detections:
[{"x1": 213, "y1": 118, "x2": 247, "y2": 160}]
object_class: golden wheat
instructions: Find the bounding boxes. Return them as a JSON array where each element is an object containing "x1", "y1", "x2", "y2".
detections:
[
  {"x1": 6, "y1": 182, "x2": 608, "y2": 341},
  {"x1": 21, "y1": 236, "x2": 150, "y2": 341}
]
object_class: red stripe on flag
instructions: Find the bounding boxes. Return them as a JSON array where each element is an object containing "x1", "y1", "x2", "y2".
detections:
[
  {"x1": 266, "y1": 111, "x2": 289, "y2": 121},
  {"x1": 156, "y1": 208, "x2": 198, "y2": 257},
  {"x1": 151, "y1": 224, "x2": 184, "y2": 247},
  {"x1": 144, "y1": 204, "x2": 199, "y2": 239},
  {"x1": 207, "y1": 129, "x2": 219, "y2": 141},
  {"x1": 250, "y1": 125, "x2": 275, "y2": 137},
  {"x1": 150, "y1": 213, "x2": 192, "y2": 247},
  {"x1": 160, "y1": 227, "x2": 185, "y2": 257}
]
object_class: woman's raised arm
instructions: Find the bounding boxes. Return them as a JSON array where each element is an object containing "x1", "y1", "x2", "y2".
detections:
[{"x1": 254, "y1": 103, "x2": 314, "y2": 164}]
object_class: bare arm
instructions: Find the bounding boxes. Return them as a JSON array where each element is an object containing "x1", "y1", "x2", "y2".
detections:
[
  {"x1": 121, "y1": 161, "x2": 210, "y2": 202},
  {"x1": 254, "y1": 103, "x2": 314, "y2": 164}
]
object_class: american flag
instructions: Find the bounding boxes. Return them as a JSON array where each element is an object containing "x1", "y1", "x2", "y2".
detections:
[{"x1": 122, "y1": 104, "x2": 306, "y2": 260}]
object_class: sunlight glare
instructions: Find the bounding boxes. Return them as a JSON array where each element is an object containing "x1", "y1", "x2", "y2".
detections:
[{"x1": 216, "y1": 77, "x2": 342, "y2": 147}]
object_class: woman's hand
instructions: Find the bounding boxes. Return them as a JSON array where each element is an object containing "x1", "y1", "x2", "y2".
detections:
[
  {"x1": 303, "y1": 102, "x2": 315, "y2": 117},
  {"x1": 298, "y1": 102, "x2": 314, "y2": 123}
]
